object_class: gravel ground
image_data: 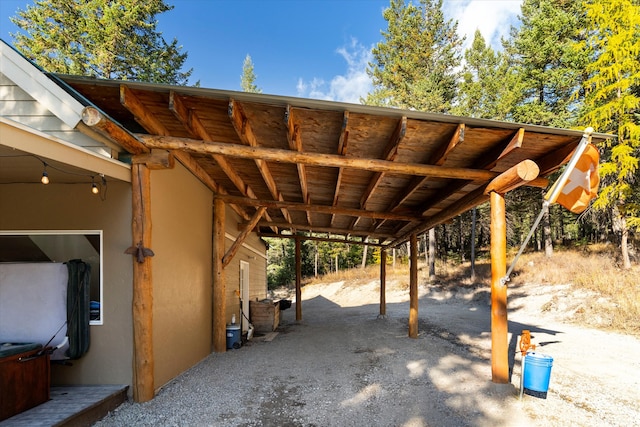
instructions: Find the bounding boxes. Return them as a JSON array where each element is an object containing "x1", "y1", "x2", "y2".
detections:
[{"x1": 93, "y1": 279, "x2": 640, "y2": 427}]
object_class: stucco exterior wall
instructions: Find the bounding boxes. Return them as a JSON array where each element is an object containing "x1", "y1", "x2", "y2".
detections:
[
  {"x1": 150, "y1": 163, "x2": 213, "y2": 389},
  {"x1": 0, "y1": 181, "x2": 134, "y2": 386},
  {"x1": 224, "y1": 207, "x2": 268, "y2": 327}
]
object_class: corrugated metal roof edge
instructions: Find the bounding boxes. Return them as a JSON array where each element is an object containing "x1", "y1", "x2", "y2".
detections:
[{"x1": 55, "y1": 73, "x2": 614, "y2": 142}]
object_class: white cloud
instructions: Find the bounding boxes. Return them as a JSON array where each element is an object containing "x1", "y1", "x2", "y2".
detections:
[
  {"x1": 297, "y1": 38, "x2": 373, "y2": 103},
  {"x1": 296, "y1": 1, "x2": 523, "y2": 102},
  {"x1": 444, "y1": 0, "x2": 523, "y2": 50}
]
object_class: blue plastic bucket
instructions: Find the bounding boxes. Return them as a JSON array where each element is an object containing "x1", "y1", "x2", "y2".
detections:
[
  {"x1": 523, "y1": 352, "x2": 553, "y2": 392},
  {"x1": 226, "y1": 324, "x2": 241, "y2": 349}
]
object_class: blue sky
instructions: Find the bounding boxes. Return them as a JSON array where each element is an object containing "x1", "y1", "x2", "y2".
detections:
[{"x1": 0, "y1": 0, "x2": 522, "y2": 102}]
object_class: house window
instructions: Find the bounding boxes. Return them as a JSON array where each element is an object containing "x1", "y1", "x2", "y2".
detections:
[{"x1": 0, "y1": 230, "x2": 103, "y2": 325}]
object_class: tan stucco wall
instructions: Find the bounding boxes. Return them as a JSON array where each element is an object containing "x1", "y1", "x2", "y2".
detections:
[
  {"x1": 0, "y1": 181, "x2": 134, "y2": 386},
  {"x1": 150, "y1": 163, "x2": 213, "y2": 389},
  {"x1": 224, "y1": 207, "x2": 268, "y2": 326}
]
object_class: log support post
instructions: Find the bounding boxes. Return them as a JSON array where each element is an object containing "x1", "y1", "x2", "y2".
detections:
[
  {"x1": 379, "y1": 248, "x2": 387, "y2": 317},
  {"x1": 408, "y1": 233, "x2": 418, "y2": 338},
  {"x1": 131, "y1": 164, "x2": 154, "y2": 402},
  {"x1": 490, "y1": 191, "x2": 509, "y2": 383},
  {"x1": 213, "y1": 198, "x2": 227, "y2": 353},
  {"x1": 295, "y1": 237, "x2": 302, "y2": 322},
  {"x1": 485, "y1": 160, "x2": 539, "y2": 384}
]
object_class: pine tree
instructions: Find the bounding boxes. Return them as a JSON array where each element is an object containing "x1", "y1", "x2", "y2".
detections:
[
  {"x1": 364, "y1": 0, "x2": 462, "y2": 112},
  {"x1": 504, "y1": 0, "x2": 586, "y2": 127},
  {"x1": 241, "y1": 54, "x2": 262, "y2": 93},
  {"x1": 11, "y1": 0, "x2": 192, "y2": 85},
  {"x1": 452, "y1": 30, "x2": 518, "y2": 120},
  {"x1": 577, "y1": 0, "x2": 640, "y2": 269}
]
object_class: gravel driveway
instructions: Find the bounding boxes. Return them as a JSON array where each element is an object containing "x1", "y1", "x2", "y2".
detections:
[{"x1": 93, "y1": 280, "x2": 640, "y2": 426}]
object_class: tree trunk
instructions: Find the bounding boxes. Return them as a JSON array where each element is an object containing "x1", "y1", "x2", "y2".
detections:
[
  {"x1": 543, "y1": 202, "x2": 553, "y2": 257},
  {"x1": 428, "y1": 228, "x2": 436, "y2": 281},
  {"x1": 361, "y1": 238, "x2": 368, "y2": 269},
  {"x1": 314, "y1": 242, "x2": 318, "y2": 278},
  {"x1": 616, "y1": 207, "x2": 632, "y2": 269}
]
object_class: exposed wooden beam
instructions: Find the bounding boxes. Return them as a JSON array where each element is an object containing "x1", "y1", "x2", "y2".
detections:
[
  {"x1": 535, "y1": 141, "x2": 578, "y2": 176},
  {"x1": 373, "y1": 122, "x2": 465, "y2": 231},
  {"x1": 286, "y1": 105, "x2": 310, "y2": 215},
  {"x1": 215, "y1": 194, "x2": 420, "y2": 222},
  {"x1": 228, "y1": 99, "x2": 292, "y2": 223},
  {"x1": 223, "y1": 207, "x2": 266, "y2": 268},
  {"x1": 360, "y1": 116, "x2": 406, "y2": 209},
  {"x1": 170, "y1": 92, "x2": 271, "y2": 223},
  {"x1": 81, "y1": 106, "x2": 148, "y2": 154},
  {"x1": 121, "y1": 86, "x2": 168, "y2": 135},
  {"x1": 132, "y1": 149, "x2": 175, "y2": 169},
  {"x1": 250, "y1": 221, "x2": 394, "y2": 240},
  {"x1": 484, "y1": 159, "x2": 539, "y2": 195},
  {"x1": 259, "y1": 232, "x2": 386, "y2": 247},
  {"x1": 391, "y1": 162, "x2": 548, "y2": 247},
  {"x1": 138, "y1": 135, "x2": 505, "y2": 182},
  {"x1": 412, "y1": 128, "x2": 547, "y2": 216},
  {"x1": 331, "y1": 111, "x2": 350, "y2": 226},
  {"x1": 391, "y1": 186, "x2": 490, "y2": 247}
]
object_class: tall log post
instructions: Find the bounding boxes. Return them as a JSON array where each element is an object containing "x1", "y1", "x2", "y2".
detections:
[
  {"x1": 131, "y1": 164, "x2": 154, "y2": 402},
  {"x1": 295, "y1": 237, "x2": 302, "y2": 321},
  {"x1": 379, "y1": 248, "x2": 387, "y2": 317},
  {"x1": 490, "y1": 191, "x2": 509, "y2": 383},
  {"x1": 408, "y1": 234, "x2": 418, "y2": 338},
  {"x1": 213, "y1": 198, "x2": 227, "y2": 353}
]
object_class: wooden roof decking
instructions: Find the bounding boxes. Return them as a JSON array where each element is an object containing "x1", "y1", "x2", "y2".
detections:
[{"x1": 59, "y1": 75, "x2": 610, "y2": 246}]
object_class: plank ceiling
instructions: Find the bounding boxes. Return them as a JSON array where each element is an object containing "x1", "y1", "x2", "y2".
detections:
[{"x1": 59, "y1": 75, "x2": 610, "y2": 247}]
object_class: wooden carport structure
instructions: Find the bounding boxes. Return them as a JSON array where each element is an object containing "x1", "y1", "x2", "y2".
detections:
[{"x1": 57, "y1": 75, "x2": 608, "y2": 401}]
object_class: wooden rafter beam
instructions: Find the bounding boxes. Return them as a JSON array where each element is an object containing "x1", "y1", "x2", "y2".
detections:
[
  {"x1": 249, "y1": 221, "x2": 394, "y2": 240},
  {"x1": 413, "y1": 128, "x2": 538, "y2": 216},
  {"x1": 286, "y1": 105, "x2": 310, "y2": 217},
  {"x1": 392, "y1": 123, "x2": 466, "y2": 209},
  {"x1": 215, "y1": 194, "x2": 421, "y2": 222},
  {"x1": 170, "y1": 92, "x2": 271, "y2": 223},
  {"x1": 259, "y1": 232, "x2": 386, "y2": 247},
  {"x1": 228, "y1": 99, "x2": 292, "y2": 223},
  {"x1": 535, "y1": 141, "x2": 578, "y2": 176},
  {"x1": 360, "y1": 116, "x2": 407, "y2": 209},
  {"x1": 391, "y1": 185, "x2": 490, "y2": 247},
  {"x1": 121, "y1": 86, "x2": 167, "y2": 135},
  {"x1": 81, "y1": 106, "x2": 148, "y2": 154},
  {"x1": 138, "y1": 134, "x2": 524, "y2": 182},
  {"x1": 331, "y1": 111, "x2": 350, "y2": 226},
  {"x1": 373, "y1": 122, "x2": 464, "y2": 231},
  {"x1": 391, "y1": 158, "x2": 544, "y2": 246}
]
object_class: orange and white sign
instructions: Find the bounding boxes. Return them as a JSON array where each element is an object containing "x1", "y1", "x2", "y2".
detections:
[{"x1": 554, "y1": 144, "x2": 600, "y2": 214}]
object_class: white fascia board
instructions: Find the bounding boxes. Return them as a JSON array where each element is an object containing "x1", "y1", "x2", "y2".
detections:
[
  {"x1": 0, "y1": 41, "x2": 85, "y2": 128},
  {"x1": 0, "y1": 117, "x2": 131, "y2": 182}
]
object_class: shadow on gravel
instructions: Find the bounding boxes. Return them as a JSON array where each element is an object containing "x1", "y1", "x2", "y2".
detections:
[{"x1": 228, "y1": 292, "x2": 557, "y2": 426}]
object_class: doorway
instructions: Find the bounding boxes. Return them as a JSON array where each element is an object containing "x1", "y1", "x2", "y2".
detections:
[{"x1": 240, "y1": 260, "x2": 250, "y2": 332}]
